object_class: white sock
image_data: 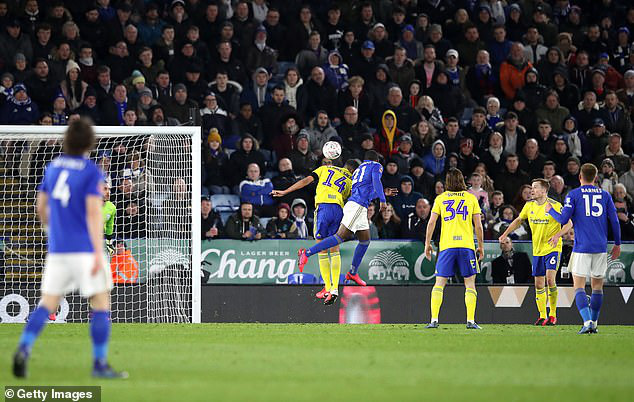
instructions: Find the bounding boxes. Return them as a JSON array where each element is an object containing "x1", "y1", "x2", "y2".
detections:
[{"x1": 584, "y1": 320, "x2": 592, "y2": 326}]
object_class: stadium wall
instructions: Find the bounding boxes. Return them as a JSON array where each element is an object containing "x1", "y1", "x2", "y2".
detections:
[{"x1": 201, "y1": 285, "x2": 634, "y2": 325}]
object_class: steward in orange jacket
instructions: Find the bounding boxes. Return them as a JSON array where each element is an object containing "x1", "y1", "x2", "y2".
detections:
[{"x1": 110, "y1": 242, "x2": 139, "y2": 284}]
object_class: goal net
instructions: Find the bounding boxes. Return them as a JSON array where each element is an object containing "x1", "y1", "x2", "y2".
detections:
[{"x1": 0, "y1": 126, "x2": 201, "y2": 323}]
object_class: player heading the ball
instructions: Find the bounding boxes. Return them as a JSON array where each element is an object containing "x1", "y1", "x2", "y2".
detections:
[
  {"x1": 297, "y1": 151, "x2": 397, "y2": 301},
  {"x1": 272, "y1": 158, "x2": 359, "y2": 304},
  {"x1": 12, "y1": 119, "x2": 127, "y2": 379},
  {"x1": 424, "y1": 168, "x2": 484, "y2": 330}
]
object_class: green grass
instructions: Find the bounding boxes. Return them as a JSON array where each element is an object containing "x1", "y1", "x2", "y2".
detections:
[{"x1": 1, "y1": 324, "x2": 634, "y2": 402}]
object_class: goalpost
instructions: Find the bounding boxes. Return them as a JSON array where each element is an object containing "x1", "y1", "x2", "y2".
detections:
[{"x1": 0, "y1": 126, "x2": 201, "y2": 324}]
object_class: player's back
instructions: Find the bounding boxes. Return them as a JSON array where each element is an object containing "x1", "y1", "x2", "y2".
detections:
[
  {"x1": 313, "y1": 165, "x2": 352, "y2": 208},
  {"x1": 432, "y1": 191, "x2": 482, "y2": 251},
  {"x1": 39, "y1": 155, "x2": 104, "y2": 253},
  {"x1": 564, "y1": 185, "x2": 615, "y2": 253},
  {"x1": 348, "y1": 161, "x2": 382, "y2": 208}
]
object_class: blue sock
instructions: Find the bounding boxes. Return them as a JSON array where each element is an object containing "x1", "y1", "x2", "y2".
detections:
[
  {"x1": 18, "y1": 306, "x2": 50, "y2": 354},
  {"x1": 349, "y1": 240, "x2": 370, "y2": 275},
  {"x1": 574, "y1": 288, "x2": 592, "y2": 323},
  {"x1": 590, "y1": 290, "x2": 603, "y2": 322},
  {"x1": 90, "y1": 311, "x2": 111, "y2": 366},
  {"x1": 307, "y1": 234, "x2": 343, "y2": 257}
]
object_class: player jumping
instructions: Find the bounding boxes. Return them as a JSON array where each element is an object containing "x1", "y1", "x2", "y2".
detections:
[
  {"x1": 297, "y1": 151, "x2": 394, "y2": 305},
  {"x1": 546, "y1": 163, "x2": 621, "y2": 334},
  {"x1": 12, "y1": 120, "x2": 127, "y2": 379},
  {"x1": 272, "y1": 159, "x2": 359, "y2": 304},
  {"x1": 499, "y1": 179, "x2": 572, "y2": 326},
  {"x1": 424, "y1": 168, "x2": 484, "y2": 329}
]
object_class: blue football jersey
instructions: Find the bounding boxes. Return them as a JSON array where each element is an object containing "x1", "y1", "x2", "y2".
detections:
[
  {"x1": 38, "y1": 155, "x2": 104, "y2": 253},
  {"x1": 550, "y1": 185, "x2": 621, "y2": 253},
  {"x1": 347, "y1": 161, "x2": 386, "y2": 208}
]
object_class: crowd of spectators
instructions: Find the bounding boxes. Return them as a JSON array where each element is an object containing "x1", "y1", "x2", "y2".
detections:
[{"x1": 2, "y1": 0, "x2": 634, "y2": 242}]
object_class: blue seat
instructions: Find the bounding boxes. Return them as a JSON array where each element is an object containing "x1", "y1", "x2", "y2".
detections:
[
  {"x1": 260, "y1": 149, "x2": 277, "y2": 169},
  {"x1": 319, "y1": 274, "x2": 347, "y2": 285},
  {"x1": 288, "y1": 273, "x2": 317, "y2": 284},
  {"x1": 210, "y1": 194, "x2": 240, "y2": 212},
  {"x1": 219, "y1": 211, "x2": 233, "y2": 225},
  {"x1": 259, "y1": 217, "x2": 271, "y2": 228},
  {"x1": 460, "y1": 107, "x2": 474, "y2": 127}
]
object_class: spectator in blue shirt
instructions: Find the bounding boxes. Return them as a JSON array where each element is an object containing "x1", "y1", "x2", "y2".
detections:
[{"x1": 239, "y1": 162, "x2": 275, "y2": 217}]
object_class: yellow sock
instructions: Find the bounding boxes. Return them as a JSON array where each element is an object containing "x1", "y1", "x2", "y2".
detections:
[
  {"x1": 430, "y1": 285, "x2": 444, "y2": 321},
  {"x1": 465, "y1": 288, "x2": 477, "y2": 322},
  {"x1": 548, "y1": 286, "x2": 558, "y2": 317},
  {"x1": 318, "y1": 252, "x2": 331, "y2": 290},
  {"x1": 329, "y1": 251, "x2": 341, "y2": 293},
  {"x1": 535, "y1": 287, "x2": 548, "y2": 319}
]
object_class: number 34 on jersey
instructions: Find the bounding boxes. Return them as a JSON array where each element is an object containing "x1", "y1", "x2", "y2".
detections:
[{"x1": 432, "y1": 191, "x2": 482, "y2": 252}]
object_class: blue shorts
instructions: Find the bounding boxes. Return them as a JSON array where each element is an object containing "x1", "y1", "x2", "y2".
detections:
[
  {"x1": 436, "y1": 248, "x2": 479, "y2": 278},
  {"x1": 314, "y1": 203, "x2": 343, "y2": 240},
  {"x1": 532, "y1": 251, "x2": 560, "y2": 277}
]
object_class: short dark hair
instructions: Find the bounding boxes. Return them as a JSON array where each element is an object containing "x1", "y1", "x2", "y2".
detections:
[
  {"x1": 472, "y1": 106, "x2": 486, "y2": 116},
  {"x1": 580, "y1": 163, "x2": 598, "y2": 182},
  {"x1": 345, "y1": 159, "x2": 361, "y2": 172},
  {"x1": 63, "y1": 119, "x2": 95, "y2": 156},
  {"x1": 365, "y1": 150, "x2": 380, "y2": 161}
]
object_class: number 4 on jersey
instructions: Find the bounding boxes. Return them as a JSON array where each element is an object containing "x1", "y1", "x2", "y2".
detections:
[{"x1": 52, "y1": 170, "x2": 71, "y2": 207}]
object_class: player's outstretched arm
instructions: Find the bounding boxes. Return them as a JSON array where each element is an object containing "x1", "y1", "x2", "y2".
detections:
[
  {"x1": 473, "y1": 213, "x2": 484, "y2": 260},
  {"x1": 498, "y1": 217, "x2": 523, "y2": 243},
  {"x1": 36, "y1": 192, "x2": 49, "y2": 228},
  {"x1": 424, "y1": 212, "x2": 439, "y2": 260},
  {"x1": 87, "y1": 194, "x2": 105, "y2": 276},
  {"x1": 545, "y1": 201, "x2": 570, "y2": 225},
  {"x1": 548, "y1": 221, "x2": 573, "y2": 248},
  {"x1": 271, "y1": 176, "x2": 314, "y2": 197}
]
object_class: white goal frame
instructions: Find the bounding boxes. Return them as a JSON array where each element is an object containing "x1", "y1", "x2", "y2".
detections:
[{"x1": 0, "y1": 125, "x2": 201, "y2": 323}]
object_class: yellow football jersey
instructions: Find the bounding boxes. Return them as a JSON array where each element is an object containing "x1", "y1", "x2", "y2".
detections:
[
  {"x1": 432, "y1": 191, "x2": 482, "y2": 251},
  {"x1": 312, "y1": 165, "x2": 352, "y2": 208},
  {"x1": 519, "y1": 198, "x2": 563, "y2": 256}
]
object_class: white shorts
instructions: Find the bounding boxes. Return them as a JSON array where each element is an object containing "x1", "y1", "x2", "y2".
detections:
[
  {"x1": 341, "y1": 201, "x2": 369, "y2": 232},
  {"x1": 41, "y1": 253, "x2": 113, "y2": 298},
  {"x1": 569, "y1": 252, "x2": 608, "y2": 279}
]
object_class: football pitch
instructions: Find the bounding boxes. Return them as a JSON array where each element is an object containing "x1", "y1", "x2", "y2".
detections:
[{"x1": 2, "y1": 324, "x2": 634, "y2": 402}]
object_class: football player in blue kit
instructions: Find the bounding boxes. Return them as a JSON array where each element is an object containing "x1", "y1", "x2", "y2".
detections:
[{"x1": 13, "y1": 120, "x2": 127, "y2": 379}]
